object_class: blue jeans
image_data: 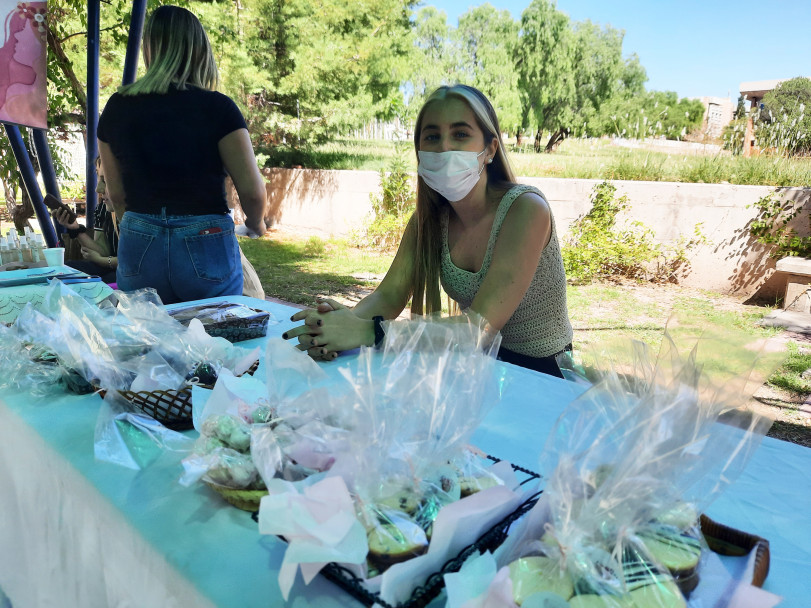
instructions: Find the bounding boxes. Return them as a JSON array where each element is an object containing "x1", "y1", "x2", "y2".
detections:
[{"x1": 116, "y1": 210, "x2": 243, "y2": 305}]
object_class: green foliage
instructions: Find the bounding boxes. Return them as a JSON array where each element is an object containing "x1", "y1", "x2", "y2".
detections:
[
  {"x1": 569, "y1": 20, "x2": 626, "y2": 133},
  {"x1": 722, "y1": 117, "x2": 748, "y2": 155},
  {"x1": 605, "y1": 153, "x2": 666, "y2": 181},
  {"x1": 455, "y1": 5, "x2": 522, "y2": 132},
  {"x1": 303, "y1": 236, "x2": 326, "y2": 257},
  {"x1": 748, "y1": 190, "x2": 811, "y2": 258},
  {"x1": 241, "y1": 0, "x2": 416, "y2": 145},
  {"x1": 359, "y1": 147, "x2": 415, "y2": 250},
  {"x1": 587, "y1": 91, "x2": 705, "y2": 140},
  {"x1": 403, "y1": 6, "x2": 462, "y2": 118},
  {"x1": 757, "y1": 77, "x2": 811, "y2": 156},
  {"x1": 516, "y1": 0, "x2": 575, "y2": 137},
  {"x1": 562, "y1": 181, "x2": 707, "y2": 283},
  {"x1": 768, "y1": 341, "x2": 811, "y2": 394}
]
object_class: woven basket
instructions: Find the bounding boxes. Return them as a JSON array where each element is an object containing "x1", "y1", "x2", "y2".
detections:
[
  {"x1": 203, "y1": 481, "x2": 268, "y2": 511},
  {"x1": 100, "y1": 359, "x2": 260, "y2": 430}
]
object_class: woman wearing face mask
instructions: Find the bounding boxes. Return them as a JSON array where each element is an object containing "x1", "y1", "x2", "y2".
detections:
[{"x1": 284, "y1": 85, "x2": 573, "y2": 377}]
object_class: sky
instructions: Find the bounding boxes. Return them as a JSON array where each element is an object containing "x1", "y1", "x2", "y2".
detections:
[{"x1": 425, "y1": 0, "x2": 810, "y2": 102}]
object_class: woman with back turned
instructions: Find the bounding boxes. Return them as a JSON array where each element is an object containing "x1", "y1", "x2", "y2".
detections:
[{"x1": 98, "y1": 5, "x2": 267, "y2": 304}]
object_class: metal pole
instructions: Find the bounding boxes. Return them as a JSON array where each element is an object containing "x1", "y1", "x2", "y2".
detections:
[
  {"x1": 122, "y1": 0, "x2": 148, "y2": 85},
  {"x1": 4, "y1": 125, "x2": 58, "y2": 247},
  {"x1": 86, "y1": 0, "x2": 100, "y2": 223},
  {"x1": 31, "y1": 129, "x2": 64, "y2": 241}
]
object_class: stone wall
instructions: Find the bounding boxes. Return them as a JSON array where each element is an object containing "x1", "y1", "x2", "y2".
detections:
[{"x1": 259, "y1": 167, "x2": 811, "y2": 301}]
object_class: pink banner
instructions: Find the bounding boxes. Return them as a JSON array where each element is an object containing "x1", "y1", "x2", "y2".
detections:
[{"x1": 0, "y1": 1, "x2": 47, "y2": 129}]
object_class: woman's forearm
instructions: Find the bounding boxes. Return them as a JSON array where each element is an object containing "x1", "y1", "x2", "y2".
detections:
[{"x1": 352, "y1": 289, "x2": 407, "y2": 320}]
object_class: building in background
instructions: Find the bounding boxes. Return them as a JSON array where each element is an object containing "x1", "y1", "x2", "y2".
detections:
[
  {"x1": 698, "y1": 96, "x2": 734, "y2": 139},
  {"x1": 739, "y1": 79, "x2": 788, "y2": 157}
]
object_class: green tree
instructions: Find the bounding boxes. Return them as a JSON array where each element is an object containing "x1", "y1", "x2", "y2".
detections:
[
  {"x1": 588, "y1": 91, "x2": 704, "y2": 140},
  {"x1": 757, "y1": 76, "x2": 811, "y2": 155},
  {"x1": 403, "y1": 7, "x2": 460, "y2": 121},
  {"x1": 243, "y1": 0, "x2": 415, "y2": 146},
  {"x1": 620, "y1": 53, "x2": 647, "y2": 96},
  {"x1": 569, "y1": 20, "x2": 625, "y2": 137},
  {"x1": 734, "y1": 94, "x2": 747, "y2": 119},
  {"x1": 515, "y1": 0, "x2": 575, "y2": 151},
  {"x1": 456, "y1": 4, "x2": 521, "y2": 135}
]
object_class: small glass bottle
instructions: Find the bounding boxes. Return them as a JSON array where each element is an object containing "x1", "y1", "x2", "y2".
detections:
[
  {"x1": 30, "y1": 234, "x2": 42, "y2": 263},
  {"x1": 0, "y1": 237, "x2": 9, "y2": 264},
  {"x1": 19, "y1": 235, "x2": 32, "y2": 263},
  {"x1": 8, "y1": 235, "x2": 21, "y2": 263}
]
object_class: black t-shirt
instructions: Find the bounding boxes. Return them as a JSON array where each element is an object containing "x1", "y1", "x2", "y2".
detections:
[{"x1": 97, "y1": 86, "x2": 247, "y2": 215}]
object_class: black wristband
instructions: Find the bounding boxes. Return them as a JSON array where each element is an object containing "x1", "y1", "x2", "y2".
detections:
[
  {"x1": 66, "y1": 225, "x2": 87, "y2": 239},
  {"x1": 372, "y1": 315, "x2": 385, "y2": 348}
]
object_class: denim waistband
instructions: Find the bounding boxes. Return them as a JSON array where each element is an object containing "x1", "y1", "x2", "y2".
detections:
[{"x1": 128, "y1": 208, "x2": 228, "y2": 219}]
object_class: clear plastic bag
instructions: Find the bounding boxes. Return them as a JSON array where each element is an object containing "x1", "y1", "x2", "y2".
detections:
[
  {"x1": 257, "y1": 314, "x2": 529, "y2": 606},
  {"x1": 7, "y1": 281, "x2": 259, "y2": 395},
  {"x1": 455, "y1": 316, "x2": 785, "y2": 608}
]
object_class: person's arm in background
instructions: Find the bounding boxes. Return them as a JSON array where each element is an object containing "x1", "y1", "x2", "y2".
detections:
[
  {"x1": 218, "y1": 129, "x2": 267, "y2": 236},
  {"x1": 53, "y1": 208, "x2": 98, "y2": 252},
  {"x1": 98, "y1": 141, "x2": 127, "y2": 221}
]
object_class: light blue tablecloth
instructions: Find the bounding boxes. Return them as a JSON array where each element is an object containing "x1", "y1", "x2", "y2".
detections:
[
  {"x1": 0, "y1": 265, "x2": 114, "y2": 324},
  {"x1": 0, "y1": 295, "x2": 808, "y2": 607}
]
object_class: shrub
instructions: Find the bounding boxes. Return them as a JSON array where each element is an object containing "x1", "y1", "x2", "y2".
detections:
[
  {"x1": 757, "y1": 77, "x2": 811, "y2": 156},
  {"x1": 562, "y1": 181, "x2": 707, "y2": 282},
  {"x1": 356, "y1": 147, "x2": 415, "y2": 250},
  {"x1": 748, "y1": 190, "x2": 811, "y2": 258}
]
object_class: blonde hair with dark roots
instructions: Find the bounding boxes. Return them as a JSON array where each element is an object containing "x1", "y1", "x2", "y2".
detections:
[
  {"x1": 409, "y1": 84, "x2": 517, "y2": 315},
  {"x1": 120, "y1": 5, "x2": 218, "y2": 96}
]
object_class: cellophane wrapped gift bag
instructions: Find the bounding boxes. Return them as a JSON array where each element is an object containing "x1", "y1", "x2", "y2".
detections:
[
  {"x1": 179, "y1": 337, "x2": 333, "y2": 503},
  {"x1": 445, "y1": 315, "x2": 785, "y2": 608},
  {"x1": 255, "y1": 314, "x2": 539, "y2": 605}
]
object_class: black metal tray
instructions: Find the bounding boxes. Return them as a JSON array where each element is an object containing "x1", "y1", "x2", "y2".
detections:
[{"x1": 254, "y1": 455, "x2": 541, "y2": 608}]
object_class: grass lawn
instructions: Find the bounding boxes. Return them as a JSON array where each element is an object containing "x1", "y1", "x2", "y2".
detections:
[
  {"x1": 244, "y1": 231, "x2": 811, "y2": 446},
  {"x1": 239, "y1": 233, "x2": 390, "y2": 306},
  {"x1": 264, "y1": 137, "x2": 811, "y2": 187}
]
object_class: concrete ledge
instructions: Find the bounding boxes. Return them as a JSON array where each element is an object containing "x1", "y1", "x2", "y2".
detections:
[
  {"x1": 255, "y1": 168, "x2": 811, "y2": 300},
  {"x1": 776, "y1": 257, "x2": 811, "y2": 275}
]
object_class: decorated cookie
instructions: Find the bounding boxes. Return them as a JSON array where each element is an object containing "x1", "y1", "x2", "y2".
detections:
[
  {"x1": 366, "y1": 515, "x2": 428, "y2": 567},
  {"x1": 508, "y1": 556, "x2": 575, "y2": 605},
  {"x1": 637, "y1": 529, "x2": 702, "y2": 576},
  {"x1": 627, "y1": 577, "x2": 686, "y2": 608},
  {"x1": 459, "y1": 474, "x2": 501, "y2": 497}
]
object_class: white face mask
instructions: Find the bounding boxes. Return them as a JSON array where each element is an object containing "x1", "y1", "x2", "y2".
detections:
[{"x1": 417, "y1": 148, "x2": 488, "y2": 202}]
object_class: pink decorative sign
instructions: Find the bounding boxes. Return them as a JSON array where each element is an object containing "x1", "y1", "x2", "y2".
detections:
[{"x1": 0, "y1": 1, "x2": 47, "y2": 129}]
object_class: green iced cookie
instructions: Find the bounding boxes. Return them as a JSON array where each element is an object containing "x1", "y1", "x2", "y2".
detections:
[{"x1": 508, "y1": 557, "x2": 575, "y2": 605}]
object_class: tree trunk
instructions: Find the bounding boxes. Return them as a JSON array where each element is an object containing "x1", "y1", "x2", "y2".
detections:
[
  {"x1": 10, "y1": 187, "x2": 34, "y2": 232},
  {"x1": 545, "y1": 127, "x2": 570, "y2": 152},
  {"x1": 533, "y1": 128, "x2": 543, "y2": 153},
  {"x1": 515, "y1": 131, "x2": 522, "y2": 147},
  {"x1": 47, "y1": 25, "x2": 87, "y2": 121}
]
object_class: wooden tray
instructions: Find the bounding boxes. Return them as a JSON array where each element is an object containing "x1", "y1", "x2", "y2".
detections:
[{"x1": 700, "y1": 513, "x2": 770, "y2": 588}]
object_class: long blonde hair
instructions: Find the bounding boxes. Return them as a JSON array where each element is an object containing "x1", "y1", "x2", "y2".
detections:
[
  {"x1": 120, "y1": 5, "x2": 218, "y2": 96},
  {"x1": 409, "y1": 85, "x2": 517, "y2": 315}
]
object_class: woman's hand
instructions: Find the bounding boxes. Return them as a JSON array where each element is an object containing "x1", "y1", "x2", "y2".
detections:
[
  {"x1": 53, "y1": 208, "x2": 81, "y2": 230},
  {"x1": 80, "y1": 246, "x2": 104, "y2": 265},
  {"x1": 282, "y1": 298, "x2": 375, "y2": 361}
]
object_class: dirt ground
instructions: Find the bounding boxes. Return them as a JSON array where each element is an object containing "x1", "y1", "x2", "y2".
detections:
[{"x1": 310, "y1": 277, "x2": 810, "y2": 449}]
